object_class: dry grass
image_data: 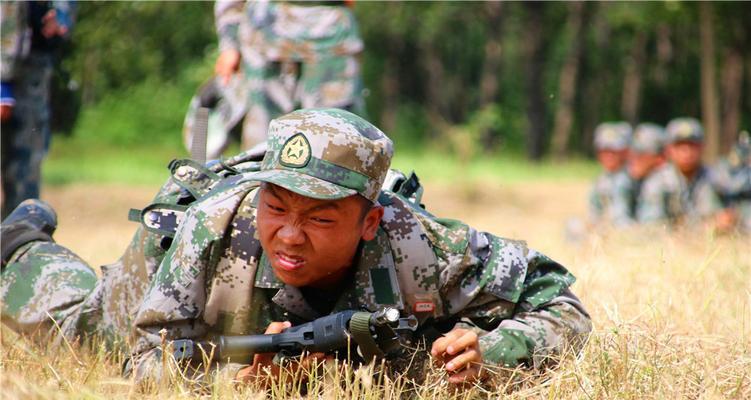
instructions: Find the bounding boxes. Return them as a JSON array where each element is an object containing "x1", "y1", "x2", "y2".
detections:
[{"x1": 1, "y1": 182, "x2": 749, "y2": 399}]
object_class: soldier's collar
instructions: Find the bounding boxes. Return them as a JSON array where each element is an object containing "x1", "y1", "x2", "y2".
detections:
[
  {"x1": 256, "y1": 227, "x2": 406, "y2": 319},
  {"x1": 336, "y1": 227, "x2": 405, "y2": 312}
]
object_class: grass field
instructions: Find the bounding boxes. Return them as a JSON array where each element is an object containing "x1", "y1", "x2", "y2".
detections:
[{"x1": 2, "y1": 142, "x2": 750, "y2": 399}]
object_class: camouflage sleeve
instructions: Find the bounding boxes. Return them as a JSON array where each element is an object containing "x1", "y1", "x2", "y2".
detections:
[
  {"x1": 214, "y1": 0, "x2": 245, "y2": 53},
  {"x1": 608, "y1": 173, "x2": 636, "y2": 227},
  {"x1": 636, "y1": 175, "x2": 668, "y2": 223},
  {"x1": 441, "y1": 228, "x2": 592, "y2": 368},
  {"x1": 0, "y1": 2, "x2": 27, "y2": 81},
  {"x1": 695, "y1": 180, "x2": 722, "y2": 217},
  {"x1": 588, "y1": 181, "x2": 603, "y2": 222},
  {"x1": 127, "y1": 184, "x2": 251, "y2": 382}
]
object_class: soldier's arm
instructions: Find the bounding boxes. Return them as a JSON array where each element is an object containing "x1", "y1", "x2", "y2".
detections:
[
  {"x1": 587, "y1": 180, "x2": 603, "y2": 222},
  {"x1": 635, "y1": 176, "x2": 669, "y2": 223},
  {"x1": 698, "y1": 181, "x2": 723, "y2": 217},
  {"x1": 214, "y1": 1, "x2": 245, "y2": 53},
  {"x1": 440, "y1": 229, "x2": 592, "y2": 369},
  {"x1": 126, "y1": 185, "x2": 252, "y2": 383},
  {"x1": 609, "y1": 173, "x2": 637, "y2": 227}
]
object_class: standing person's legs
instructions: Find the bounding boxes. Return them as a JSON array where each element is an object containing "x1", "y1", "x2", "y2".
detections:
[
  {"x1": 298, "y1": 53, "x2": 364, "y2": 115},
  {"x1": 240, "y1": 54, "x2": 288, "y2": 150},
  {"x1": 1, "y1": 51, "x2": 53, "y2": 218}
]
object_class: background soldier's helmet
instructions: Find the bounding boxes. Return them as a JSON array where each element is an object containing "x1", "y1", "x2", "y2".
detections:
[
  {"x1": 631, "y1": 123, "x2": 667, "y2": 154},
  {"x1": 666, "y1": 117, "x2": 704, "y2": 144},
  {"x1": 252, "y1": 108, "x2": 394, "y2": 203},
  {"x1": 594, "y1": 122, "x2": 632, "y2": 151}
]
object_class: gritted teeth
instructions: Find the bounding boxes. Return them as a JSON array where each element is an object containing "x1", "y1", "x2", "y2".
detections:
[{"x1": 278, "y1": 252, "x2": 304, "y2": 264}]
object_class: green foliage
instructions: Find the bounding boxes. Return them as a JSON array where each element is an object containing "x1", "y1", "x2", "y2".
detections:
[
  {"x1": 71, "y1": 58, "x2": 213, "y2": 147},
  {"x1": 47, "y1": 1, "x2": 751, "y2": 164},
  {"x1": 66, "y1": 2, "x2": 214, "y2": 103}
]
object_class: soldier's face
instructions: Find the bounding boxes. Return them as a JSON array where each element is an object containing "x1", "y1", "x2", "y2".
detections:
[
  {"x1": 597, "y1": 150, "x2": 627, "y2": 172},
  {"x1": 628, "y1": 152, "x2": 664, "y2": 179},
  {"x1": 257, "y1": 184, "x2": 384, "y2": 289},
  {"x1": 667, "y1": 141, "x2": 703, "y2": 175}
]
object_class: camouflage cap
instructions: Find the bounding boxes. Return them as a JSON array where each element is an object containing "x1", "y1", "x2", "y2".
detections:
[
  {"x1": 253, "y1": 108, "x2": 393, "y2": 203},
  {"x1": 594, "y1": 122, "x2": 632, "y2": 151},
  {"x1": 631, "y1": 123, "x2": 666, "y2": 154},
  {"x1": 666, "y1": 117, "x2": 704, "y2": 143}
]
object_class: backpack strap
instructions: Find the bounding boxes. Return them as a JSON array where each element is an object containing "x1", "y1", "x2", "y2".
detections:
[
  {"x1": 168, "y1": 159, "x2": 224, "y2": 199},
  {"x1": 379, "y1": 192, "x2": 445, "y2": 324},
  {"x1": 128, "y1": 203, "x2": 189, "y2": 237}
]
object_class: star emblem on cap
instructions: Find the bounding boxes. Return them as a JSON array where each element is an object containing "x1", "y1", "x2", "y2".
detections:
[{"x1": 280, "y1": 133, "x2": 312, "y2": 168}]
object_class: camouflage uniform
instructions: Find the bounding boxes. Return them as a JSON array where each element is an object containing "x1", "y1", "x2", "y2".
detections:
[
  {"x1": 214, "y1": 1, "x2": 365, "y2": 150},
  {"x1": 710, "y1": 132, "x2": 751, "y2": 232},
  {"x1": 182, "y1": 75, "x2": 251, "y2": 160},
  {"x1": 0, "y1": 1, "x2": 75, "y2": 218},
  {"x1": 628, "y1": 123, "x2": 667, "y2": 222},
  {"x1": 589, "y1": 122, "x2": 633, "y2": 227},
  {"x1": 636, "y1": 118, "x2": 721, "y2": 224},
  {"x1": 2, "y1": 109, "x2": 591, "y2": 384}
]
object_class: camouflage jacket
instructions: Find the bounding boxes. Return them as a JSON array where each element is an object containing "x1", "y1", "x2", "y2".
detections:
[
  {"x1": 636, "y1": 163, "x2": 721, "y2": 224},
  {"x1": 215, "y1": 0, "x2": 363, "y2": 62},
  {"x1": 129, "y1": 174, "x2": 590, "y2": 380},
  {"x1": 710, "y1": 159, "x2": 751, "y2": 231},
  {"x1": 589, "y1": 169, "x2": 635, "y2": 227}
]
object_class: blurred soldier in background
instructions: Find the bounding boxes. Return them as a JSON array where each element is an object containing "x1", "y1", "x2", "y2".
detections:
[
  {"x1": 636, "y1": 118, "x2": 731, "y2": 230},
  {"x1": 710, "y1": 131, "x2": 751, "y2": 232},
  {"x1": 626, "y1": 123, "x2": 666, "y2": 222},
  {"x1": 588, "y1": 122, "x2": 633, "y2": 227},
  {"x1": 0, "y1": 1, "x2": 75, "y2": 218},
  {"x1": 182, "y1": 74, "x2": 249, "y2": 160},
  {"x1": 197, "y1": 0, "x2": 365, "y2": 155}
]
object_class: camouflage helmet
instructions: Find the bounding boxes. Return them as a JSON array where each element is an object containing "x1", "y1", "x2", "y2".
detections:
[
  {"x1": 594, "y1": 122, "x2": 632, "y2": 151},
  {"x1": 631, "y1": 123, "x2": 666, "y2": 154},
  {"x1": 666, "y1": 117, "x2": 704, "y2": 144},
  {"x1": 252, "y1": 108, "x2": 394, "y2": 203}
]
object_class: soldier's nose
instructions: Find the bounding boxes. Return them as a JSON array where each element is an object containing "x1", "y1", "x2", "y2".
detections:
[{"x1": 277, "y1": 223, "x2": 305, "y2": 246}]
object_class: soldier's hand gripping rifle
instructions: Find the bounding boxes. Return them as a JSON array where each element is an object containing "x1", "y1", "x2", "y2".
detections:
[{"x1": 171, "y1": 308, "x2": 417, "y2": 366}]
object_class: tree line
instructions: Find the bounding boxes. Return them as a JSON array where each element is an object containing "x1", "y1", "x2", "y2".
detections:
[{"x1": 59, "y1": 2, "x2": 751, "y2": 161}]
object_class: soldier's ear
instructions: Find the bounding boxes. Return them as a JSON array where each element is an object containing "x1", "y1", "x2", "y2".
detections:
[{"x1": 361, "y1": 206, "x2": 384, "y2": 241}]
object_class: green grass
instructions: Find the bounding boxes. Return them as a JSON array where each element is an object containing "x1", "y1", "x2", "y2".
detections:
[
  {"x1": 42, "y1": 58, "x2": 599, "y2": 187},
  {"x1": 391, "y1": 151, "x2": 598, "y2": 184},
  {"x1": 43, "y1": 138, "x2": 184, "y2": 186},
  {"x1": 43, "y1": 136, "x2": 599, "y2": 187}
]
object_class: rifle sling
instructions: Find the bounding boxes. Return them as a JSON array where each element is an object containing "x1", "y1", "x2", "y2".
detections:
[{"x1": 349, "y1": 312, "x2": 383, "y2": 361}]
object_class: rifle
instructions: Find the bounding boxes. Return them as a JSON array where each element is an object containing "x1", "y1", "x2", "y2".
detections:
[{"x1": 171, "y1": 308, "x2": 418, "y2": 365}]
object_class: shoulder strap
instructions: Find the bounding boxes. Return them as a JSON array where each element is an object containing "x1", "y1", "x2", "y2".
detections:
[{"x1": 379, "y1": 192, "x2": 445, "y2": 323}]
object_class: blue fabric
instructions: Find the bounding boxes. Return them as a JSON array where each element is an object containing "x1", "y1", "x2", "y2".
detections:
[{"x1": 0, "y1": 82, "x2": 15, "y2": 105}]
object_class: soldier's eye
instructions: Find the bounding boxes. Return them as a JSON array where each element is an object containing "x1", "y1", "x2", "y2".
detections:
[
  {"x1": 266, "y1": 203, "x2": 285, "y2": 213},
  {"x1": 311, "y1": 217, "x2": 334, "y2": 224}
]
